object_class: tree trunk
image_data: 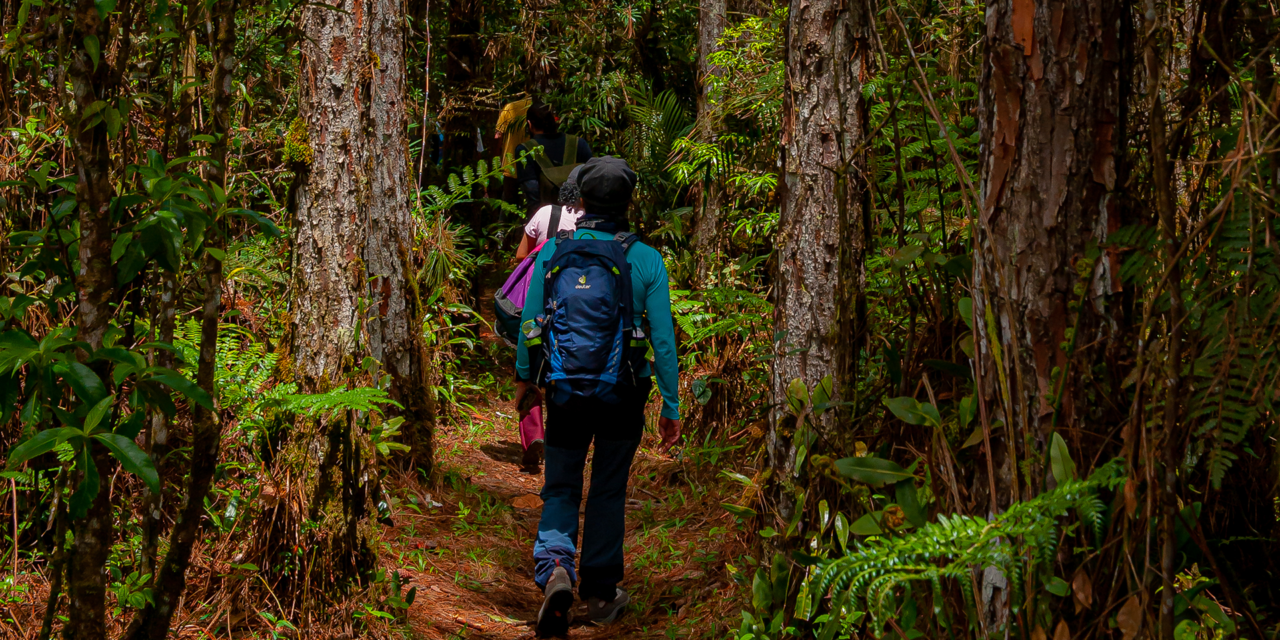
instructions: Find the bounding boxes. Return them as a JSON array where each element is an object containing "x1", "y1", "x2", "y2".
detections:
[
  {"x1": 691, "y1": 0, "x2": 727, "y2": 285},
  {"x1": 285, "y1": 0, "x2": 431, "y2": 593},
  {"x1": 1142, "y1": 4, "x2": 1181, "y2": 637},
  {"x1": 141, "y1": 3, "x2": 199, "y2": 581},
  {"x1": 65, "y1": 0, "x2": 119, "y2": 635},
  {"x1": 122, "y1": 2, "x2": 235, "y2": 637},
  {"x1": 972, "y1": 0, "x2": 1122, "y2": 501},
  {"x1": 441, "y1": 0, "x2": 479, "y2": 174},
  {"x1": 358, "y1": 0, "x2": 437, "y2": 472},
  {"x1": 767, "y1": 0, "x2": 868, "y2": 524}
]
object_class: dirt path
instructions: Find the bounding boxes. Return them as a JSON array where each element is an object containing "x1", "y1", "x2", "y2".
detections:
[
  {"x1": 375, "y1": 310, "x2": 747, "y2": 639},
  {"x1": 379, "y1": 393, "x2": 747, "y2": 639},
  {"x1": 368, "y1": 268, "x2": 747, "y2": 639}
]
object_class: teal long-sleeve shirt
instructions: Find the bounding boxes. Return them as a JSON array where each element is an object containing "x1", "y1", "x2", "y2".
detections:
[{"x1": 515, "y1": 229, "x2": 682, "y2": 421}]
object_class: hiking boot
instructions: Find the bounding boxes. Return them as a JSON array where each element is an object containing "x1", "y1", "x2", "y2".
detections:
[
  {"x1": 536, "y1": 566, "x2": 574, "y2": 637},
  {"x1": 586, "y1": 588, "x2": 630, "y2": 625},
  {"x1": 522, "y1": 440, "x2": 544, "y2": 473}
]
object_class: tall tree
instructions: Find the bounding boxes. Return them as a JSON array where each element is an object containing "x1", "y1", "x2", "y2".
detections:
[
  {"x1": 286, "y1": 0, "x2": 433, "y2": 585},
  {"x1": 767, "y1": 0, "x2": 869, "y2": 521},
  {"x1": 64, "y1": 0, "x2": 124, "y2": 634},
  {"x1": 440, "y1": 0, "x2": 480, "y2": 174},
  {"x1": 123, "y1": 0, "x2": 237, "y2": 636},
  {"x1": 972, "y1": 0, "x2": 1122, "y2": 503},
  {"x1": 691, "y1": 0, "x2": 727, "y2": 283}
]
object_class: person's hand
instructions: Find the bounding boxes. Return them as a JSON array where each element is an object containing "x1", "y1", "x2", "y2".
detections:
[
  {"x1": 515, "y1": 381, "x2": 541, "y2": 417},
  {"x1": 658, "y1": 416, "x2": 682, "y2": 454}
]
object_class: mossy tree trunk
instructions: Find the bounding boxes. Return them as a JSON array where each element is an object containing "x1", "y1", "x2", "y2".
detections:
[{"x1": 283, "y1": 0, "x2": 434, "y2": 597}]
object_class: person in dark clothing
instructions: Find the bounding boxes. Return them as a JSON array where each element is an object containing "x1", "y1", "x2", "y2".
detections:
[
  {"x1": 514, "y1": 100, "x2": 593, "y2": 217},
  {"x1": 515, "y1": 157, "x2": 682, "y2": 635}
]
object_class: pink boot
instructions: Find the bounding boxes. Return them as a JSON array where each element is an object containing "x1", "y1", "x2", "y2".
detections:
[{"x1": 520, "y1": 405, "x2": 545, "y2": 472}]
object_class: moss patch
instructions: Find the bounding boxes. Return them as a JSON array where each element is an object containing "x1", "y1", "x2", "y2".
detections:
[{"x1": 282, "y1": 117, "x2": 314, "y2": 165}]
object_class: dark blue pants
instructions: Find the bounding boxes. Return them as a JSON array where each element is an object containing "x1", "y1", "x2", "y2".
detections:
[{"x1": 532, "y1": 379, "x2": 650, "y2": 600}]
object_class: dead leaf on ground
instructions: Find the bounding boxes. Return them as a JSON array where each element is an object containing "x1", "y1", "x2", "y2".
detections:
[
  {"x1": 1031, "y1": 626, "x2": 1047, "y2": 640},
  {"x1": 1118, "y1": 594, "x2": 1143, "y2": 640},
  {"x1": 1072, "y1": 569, "x2": 1093, "y2": 613},
  {"x1": 512, "y1": 494, "x2": 543, "y2": 510}
]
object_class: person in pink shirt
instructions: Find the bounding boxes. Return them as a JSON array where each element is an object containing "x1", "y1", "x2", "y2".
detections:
[
  {"x1": 515, "y1": 165, "x2": 584, "y2": 260},
  {"x1": 512, "y1": 166, "x2": 584, "y2": 471}
]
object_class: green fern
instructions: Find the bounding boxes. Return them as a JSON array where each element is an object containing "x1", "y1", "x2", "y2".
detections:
[
  {"x1": 223, "y1": 235, "x2": 288, "y2": 296},
  {"x1": 273, "y1": 386, "x2": 399, "y2": 418},
  {"x1": 804, "y1": 459, "x2": 1127, "y2": 635},
  {"x1": 623, "y1": 88, "x2": 693, "y2": 167},
  {"x1": 1109, "y1": 211, "x2": 1280, "y2": 490},
  {"x1": 414, "y1": 155, "x2": 521, "y2": 219},
  {"x1": 671, "y1": 287, "x2": 772, "y2": 345}
]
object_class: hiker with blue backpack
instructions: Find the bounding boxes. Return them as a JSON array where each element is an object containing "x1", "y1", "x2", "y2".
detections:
[{"x1": 513, "y1": 156, "x2": 682, "y2": 635}]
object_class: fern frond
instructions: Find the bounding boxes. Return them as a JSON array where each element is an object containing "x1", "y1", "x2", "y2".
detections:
[
  {"x1": 276, "y1": 386, "x2": 400, "y2": 417},
  {"x1": 805, "y1": 460, "x2": 1127, "y2": 636}
]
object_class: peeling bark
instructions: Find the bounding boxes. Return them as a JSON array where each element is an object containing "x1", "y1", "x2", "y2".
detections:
[
  {"x1": 767, "y1": 0, "x2": 869, "y2": 522},
  {"x1": 973, "y1": 0, "x2": 1122, "y2": 501}
]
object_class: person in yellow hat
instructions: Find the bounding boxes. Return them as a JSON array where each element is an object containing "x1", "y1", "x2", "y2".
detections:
[{"x1": 496, "y1": 97, "x2": 532, "y2": 203}]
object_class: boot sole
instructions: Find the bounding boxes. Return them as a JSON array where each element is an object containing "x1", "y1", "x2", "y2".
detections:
[{"x1": 536, "y1": 583, "x2": 574, "y2": 637}]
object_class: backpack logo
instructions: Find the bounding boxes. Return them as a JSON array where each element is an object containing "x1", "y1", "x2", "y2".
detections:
[{"x1": 575, "y1": 275, "x2": 590, "y2": 290}]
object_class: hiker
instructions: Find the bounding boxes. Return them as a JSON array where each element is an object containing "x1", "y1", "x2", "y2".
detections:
[
  {"x1": 514, "y1": 156, "x2": 682, "y2": 635},
  {"x1": 514, "y1": 99, "x2": 593, "y2": 217},
  {"x1": 495, "y1": 171, "x2": 587, "y2": 473},
  {"x1": 515, "y1": 165, "x2": 584, "y2": 261},
  {"x1": 495, "y1": 97, "x2": 532, "y2": 204}
]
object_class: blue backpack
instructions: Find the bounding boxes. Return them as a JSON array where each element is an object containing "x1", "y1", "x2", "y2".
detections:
[{"x1": 523, "y1": 230, "x2": 647, "y2": 405}]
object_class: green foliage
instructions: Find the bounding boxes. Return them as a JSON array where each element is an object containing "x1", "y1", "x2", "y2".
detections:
[
  {"x1": 619, "y1": 87, "x2": 694, "y2": 232},
  {"x1": 1112, "y1": 208, "x2": 1280, "y2": 489},
  {"x1": 0, "y1": 324, "x2": 211, "y2": 516},
  {"x1": 418, "y1": 156, "x2": 520, "y2": 218},
  {"x1": 672, "y1": 286, "x2": 772, "y2": 345},
  {"x1": 803, "y1": 460, "x2": 1126, "y2": 637},
  {"x1": 270, "y1": 387, "x2": 399, "y2": 418}
]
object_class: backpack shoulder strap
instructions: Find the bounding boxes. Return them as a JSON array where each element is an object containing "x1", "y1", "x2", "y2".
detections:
[
  {"x1": 548, "y1": 205, "x2": 563, "y2": 239},
  {"x1": 556, "y1": 228, "x2": 574, "y2": 241},
  {"x1": 562, "y1": 135, "x2": 578, "y2": 165},
  {"x1": 532, "y1": 143, "x2": 555, "y2": 172},
  {"x1": 614, "y1": 232, "x2": 638, "y2": 253}
]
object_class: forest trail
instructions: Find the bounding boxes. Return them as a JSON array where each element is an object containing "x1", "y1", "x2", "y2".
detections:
[{"x1": 375, "y1": 287, "x2": 745, "y2": 639}]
